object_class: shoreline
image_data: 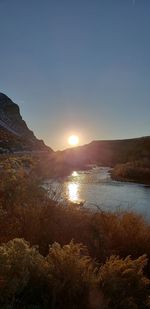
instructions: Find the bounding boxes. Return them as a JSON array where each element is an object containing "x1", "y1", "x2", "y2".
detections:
[{"x1": 111, "y1": 172, "x2": 150, "y2": 186}]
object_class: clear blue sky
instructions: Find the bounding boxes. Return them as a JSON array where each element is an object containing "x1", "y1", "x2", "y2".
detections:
[{"x1": 0, "y1": 0, "x2": 150, "y2": 150}]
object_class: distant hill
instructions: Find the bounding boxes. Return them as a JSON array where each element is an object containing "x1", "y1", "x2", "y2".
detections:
[
  {"x1": 0, "y1": 93, "x2": 52, "y2": 154},
  {"x1": 57, "y1": 137, "x2": 150, "y2": 168}
]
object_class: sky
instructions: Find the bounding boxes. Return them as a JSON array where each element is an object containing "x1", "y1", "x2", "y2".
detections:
[{"x1": 0, "y1": 0, "x2": 150, "y2": 150}]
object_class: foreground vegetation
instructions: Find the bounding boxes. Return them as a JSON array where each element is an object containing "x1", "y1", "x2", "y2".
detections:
[
  {"x1": 0, "y1": 239, "x2": 149, "y2": 309},
  {"x1": 0, "y1": 165, "x2": 150, "y2": 308}
]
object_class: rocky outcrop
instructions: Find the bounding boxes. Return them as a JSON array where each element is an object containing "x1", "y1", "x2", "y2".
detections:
[{"x1": 0, "y1": 93, "x2": 52, "y2": 153}]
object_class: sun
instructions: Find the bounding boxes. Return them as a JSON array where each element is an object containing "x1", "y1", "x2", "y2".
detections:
[{"x1": 68, "y1": 135, "x2": 79, "y2": 146}]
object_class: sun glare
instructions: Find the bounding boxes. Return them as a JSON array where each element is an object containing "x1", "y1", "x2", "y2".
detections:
[
  {"x1": 68, "y1": 183, "x2": 79, "y2": 202},
  {"x1": 68, "y1": 135, "x2": 79, "y2": 146}
]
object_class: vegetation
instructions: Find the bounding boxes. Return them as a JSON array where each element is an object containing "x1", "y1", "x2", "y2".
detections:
[
  {"x1": 0, "y1": 153, "x2": 72, "y2": 183},
  {"x1": 112, "y1": 160, "x2": 150, "y2": 184},
  {"x1": 0, "y1": 238, "x2": 149, "y2": 308},
  {"x1": 0, "y1": 167, "x2": 150, "y2": 307},
  {"x1": 98, "y1": 254, "x2": 150, "y2": 308}
]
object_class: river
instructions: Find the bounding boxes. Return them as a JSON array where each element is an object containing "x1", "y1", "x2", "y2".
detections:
[{"x1": 45, "y1": 167, "x2": 150, "y2": 218}]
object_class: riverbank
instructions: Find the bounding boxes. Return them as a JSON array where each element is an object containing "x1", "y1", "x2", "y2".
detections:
[
  {"x1": 111, "y1": 161, "x2": 150, "y2": 185},
  {"x1": 1, "y1": 172, "x2": 150, "y2": 308}
]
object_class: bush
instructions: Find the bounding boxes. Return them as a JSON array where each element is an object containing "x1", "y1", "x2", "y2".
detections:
[
  {"x1": 0, "y1": 239, "x2": 97, "y2": 308},
  {"x1": 0, "y1": 238, "x2": 39, "y2": 306},
  {"x1": 98, "y1": 255, "x2": 150, "y2": 308},
  {"x1": 45, "y1": 241, "x2": 96, "y2": 308},
  {"x1": 112, "y1": 161, "x2": 150, "y2": 184}
]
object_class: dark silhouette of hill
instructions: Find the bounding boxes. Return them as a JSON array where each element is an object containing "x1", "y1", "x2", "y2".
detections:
[
  {"x1": 0, "y1": 93, "x2": 52, "y2": 153},
  {"x1": 57, "y1": 136, "x2": 150, "y2": 168}
]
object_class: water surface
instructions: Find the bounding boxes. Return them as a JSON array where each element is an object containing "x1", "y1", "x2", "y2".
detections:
[{"x1": 45, "y1": 167, "x2": 150, "y2": 217}]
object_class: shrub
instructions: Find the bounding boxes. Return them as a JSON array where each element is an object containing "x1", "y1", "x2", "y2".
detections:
[
  {"x1": 0, "y1": 238, "x2": 39, "y2": 306},
  {"x1": 98, "y1": 255, "x2": 150, "y2": 308},
  {"x1": 45, "y1": 241, "x2": 96, "y2": 308},
  {"x1": 0, "y1": 239, "x2": 97, "y2": 308}
]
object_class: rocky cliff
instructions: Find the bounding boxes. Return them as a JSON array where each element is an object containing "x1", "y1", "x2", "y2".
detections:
[{"x1": 0, "y1": 93, "x2": 52, "y2": 153}]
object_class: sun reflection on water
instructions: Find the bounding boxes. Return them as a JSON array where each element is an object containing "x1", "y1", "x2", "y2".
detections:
[
  {"x1": 72, "y1": 171, "x2": 78, "y2": 177},
  {"x1": 68, "y1": 183, "x2": 79, "y2": 203}
]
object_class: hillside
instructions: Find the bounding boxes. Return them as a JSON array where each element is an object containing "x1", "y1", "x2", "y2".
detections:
[
  {"x1": 55, "y1": 136, "x2": 150, "y2": 184},
  {"x1": 57, "y1": 136, "x2": 150, "y2": 168},
  {"x1": 0, "y1": 93, "x2": 52, "y2": 154}
]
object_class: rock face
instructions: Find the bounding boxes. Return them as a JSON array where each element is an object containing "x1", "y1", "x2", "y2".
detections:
[{"x1": 0, "y1": 93, "x2": 52, "y2": 153}]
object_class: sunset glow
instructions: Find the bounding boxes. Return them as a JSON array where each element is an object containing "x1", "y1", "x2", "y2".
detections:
[{"x1": 68, "y1": 135, "x2": 79, "y2": 146}]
